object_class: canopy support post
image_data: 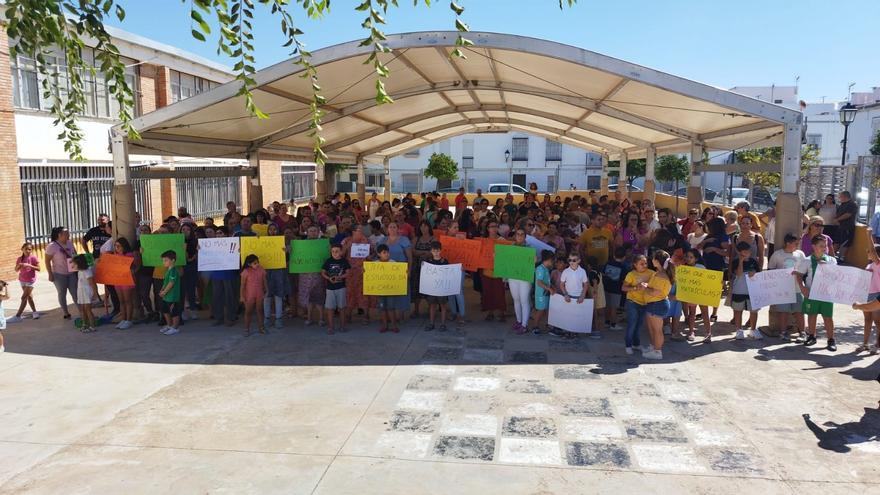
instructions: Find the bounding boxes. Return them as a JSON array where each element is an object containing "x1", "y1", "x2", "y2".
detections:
[
  {"x1": 247, "y1": 152, "x2": 263, "y2": 213},
  {"x1": 383, "y1": 158, "x2": 391, "y2": 201},
  {"x1": 619, "y1": 151, "x2": 628, "y2": 199},
  {"x1": 111, "y1": 131, "x2": 136, "y2": 244},
  {"x1": 600, "y1": 153, "x2": 608, "y2": 194},
  {"x1": 687, "y1": 142, "x2": 704, "y2": 211},
  {"x1": 644, "y1": 145, "x2": 656, "y2": 202},
  {"x1": 357, "y1": 158, "x2": 366, "y2": 205}
]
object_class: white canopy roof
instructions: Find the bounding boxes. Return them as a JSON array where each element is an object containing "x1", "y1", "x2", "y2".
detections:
[{"x1": 124, "y1": 31, "x2": 802, "y2": 164}]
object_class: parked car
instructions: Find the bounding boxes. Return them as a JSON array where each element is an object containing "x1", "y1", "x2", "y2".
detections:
[
  {"x1": 607, "y1": 183, "x2": 643, "y2": 192},
  {"x1": 674, "y1": 186, "x2": 718, "y2": 201},
  {"x1": 436, "y1": 187, "x2": 461, "y2": 193},
  {"x1": 487, "y1": 183, "x2": 530, "y2": 194}
]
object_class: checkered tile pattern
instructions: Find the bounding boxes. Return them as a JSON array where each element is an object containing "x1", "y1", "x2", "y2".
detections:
[{"x1": 375, "y1": 329, "x2": 766, "y2": 474}]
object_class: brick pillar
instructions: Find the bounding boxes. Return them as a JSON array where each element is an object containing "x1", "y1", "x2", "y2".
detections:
[
  {"x1": 159, "y1": 178, "x2": 177, "y2": 219},
  {"x1": 259, "y1": 159, "x2": 283, "y2": 204},
  {"x1": 138, "y1": 64, "x2": 165, "y2": 227},
  {"x1": 0, "y1": 32, "x2": 26, "y2": 279}
]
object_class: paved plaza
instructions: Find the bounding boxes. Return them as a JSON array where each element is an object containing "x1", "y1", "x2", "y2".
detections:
[{"x1": 1, "y1": 281, "x2": 879, "y2": 494}]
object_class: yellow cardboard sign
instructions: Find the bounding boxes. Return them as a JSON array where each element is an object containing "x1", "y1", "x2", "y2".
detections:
[
  {"x1": 363, "y1": 261, "x2": 408, "y2": 296},
  {"x1": 252, "y1": 224, "x2": 269, "y2": 236},
  {"x1": 675, "y1": 265, "x2": 723, "y2": 307},
  {"x1": 240, "y1": 236, "x2": 286, "y2": 270}
]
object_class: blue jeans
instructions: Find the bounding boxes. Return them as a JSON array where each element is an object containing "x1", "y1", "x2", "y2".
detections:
[{"x1": 624, "y1": 300, "x2": 646, "y2": 348}]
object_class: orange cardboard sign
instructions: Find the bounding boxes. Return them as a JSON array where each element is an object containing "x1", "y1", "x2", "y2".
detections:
[
  {"x1": 439, "y1": 235, "x2": 482, "y2": 272},
  {"x1": 94, "y1": 253, "x2": 134, "y2": 286},
  {"x1": 478, "y1": 237, "x2": 512, "y2": 275}
]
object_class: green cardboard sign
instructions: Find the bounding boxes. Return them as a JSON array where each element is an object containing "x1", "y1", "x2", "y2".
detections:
[
  {"x1": 493, "y1": 244, "x2": 536, "y2": 283},
  {"x1": 140, "y1": 234, "x2": 185, "y2": 267},
  {"x1": 289, "y1": 238, "x2": 330, "y2": 273}
]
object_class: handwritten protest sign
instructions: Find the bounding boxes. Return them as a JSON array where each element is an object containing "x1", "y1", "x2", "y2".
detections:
[
  {"x1": 251, "y1": 224, "x2": 269, "y2": 236},
  {"x1": 675, "y1": 265, "x2": 723, "y2": 307},
  {"x1": 478, "y1": 237, "x2": 512, "y2": 275},
  {"x1": 439, "y1": 235, "x2": 482, "y2": 272},
  {"x1": 197, "y1": 237, "x2": 240, "y2": 271},
  {"x1": 350, "y1": 243, "x2": 370, "y2": 259},
  {"x1": 493, "y1": 244, "x2": 536, "y2": 282},
  {"x1": 746, "y1": 269, "x2": 798, "y2": 309},
  {"x1": 419, "y1": 262, "x2": 462, "y2": 297},
  {"x1": 549, "y1": 294, "x2": 594, "y2": 333},
  {"x1": 94, "y1": 254, "x2": 134, "y2": 286},
  {"x1": 526, "y1": 235, "x2": 555, "y2": 253},
  {"x1": 289, "y1": 238, "x2": 330, "y2": 273},
  {"x1": 809, "y1": 263, "x2": 870, "y2": 304},
  {"x1": 240, "y1": 236, "x2": 286, "y2": 270},
  {"x1": 140, "y1": 234, "x2": 185, "y2": 267},
  {"x1": 363, "y1": 261, "x2": 407, "y2": 295}
]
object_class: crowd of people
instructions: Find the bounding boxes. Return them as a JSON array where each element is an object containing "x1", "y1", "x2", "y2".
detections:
[{"x1": 1, "y1": 187, "x2": 879, "y2": 360}]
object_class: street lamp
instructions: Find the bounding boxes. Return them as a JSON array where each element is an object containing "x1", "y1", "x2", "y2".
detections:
[
  {"x1": 839, "y1": 103, "x2": 857, "y2": 166},
  {"x1": 504, "y1": 149, "x2": 510, "y2": 162}
]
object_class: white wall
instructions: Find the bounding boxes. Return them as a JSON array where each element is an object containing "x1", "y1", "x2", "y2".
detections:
[
  {"x1": 846, "y1": 104, "x2": 880, "y2": 159},
  {"x1": 388, "y1": 131, "x2": 603, "y2": 192}
]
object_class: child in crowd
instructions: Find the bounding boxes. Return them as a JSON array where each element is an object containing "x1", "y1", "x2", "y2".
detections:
[
  {"x1": 322, "y1": 244, "x2": 351, "y2": 334},
  {"x1": 795, "y1": 235, "x2": 837, "y2": 351},
  {"x1": 557, "y1": 252, "x2": 589, "y2": 336},
  {"x1": 680, "y1": 248, "x2": 711, "y2": 342},
  {"x1": 0, "y1": 280, "x2": 7, "y2": 352},
  {"x1": 532, "y1": 250, "x2": 555, "y2": 335},
  {"x1": 603, "y1": 247, "x2": 628, "y2": 330},
  {"x1": 858, "y1": 237, "x2": 880, "y2": 354},
  {"x1": 375, "y1": 244, "x2": 399, "y2": 333},
  {"x1": 9, "y1": 242, "x2": 41, "y2": 323},
  {"x1": 240, "y1": 254, "x2": 268, "y2": 336},
  {"x1": 264, "y1": 223, "x2": 290, "y2": 330},
  {"x1": 158, "y1": 250, "x2": 182, "y2": 336},
  {"x1": 729, "y1": 241, "x2": 762, "y2": 340},
  {"x1": 113, "y1": 238, "x2": 136, "y2": 330},
  {"x1": 642, "y1": 250, "x2": 674, "y2": 360},
  {"x1": 550, "y1": 255, "x2": 567, "y2": 295},
  {"x1": 299, "y1": 225, "x2": 326, "y2": 326},
  {"x1": 767, "y1": 233, "x2": 806, "y2": 342},
  {"x1": 422, "y1": 240, "x2": 449, "y2": 331},
  {"x1": 622, "y1": 254, "x2": 652, "y2": 354},
  {"x1": 74, "y1": 254, "x2": 98, "y2": 333},
  {"x1": 585, "y1": 256, "x2": 605, "y2": 336}
]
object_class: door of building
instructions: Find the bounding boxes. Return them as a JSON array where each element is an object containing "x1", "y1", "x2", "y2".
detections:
[{"x1": 513, "y1": 174, "x2": 527, "y2": 188}]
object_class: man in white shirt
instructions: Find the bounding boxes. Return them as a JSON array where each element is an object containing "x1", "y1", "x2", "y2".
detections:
[{"x1": 643, "y1": 207, "x2": 661, "y2": 232}]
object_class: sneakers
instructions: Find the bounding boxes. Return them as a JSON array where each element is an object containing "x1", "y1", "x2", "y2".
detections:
[
  {"x1": 163, "y1": 327, "x2": 180, "y2": 335},
  {"x1": 31, "y1": 312, "x2": 41, "y2": 320},
  {"x1": 159, "y1": 325, "x2": 169, "y2": 333},
  {"x1": 6, "y1": 316, "x2": 23, "y2": 323},
  {"x1": 749, "y1": 329, "x2": 763, "y2": 340},
  {"x1": 871, "y1": 345, "x2": 879, "y2": 355},
  {"x1": 116, "y1": 320, "x2": 133, "y2": 330},
  {"x1": 662, "y1": 325, "x2": 672, "y2": 336},
  {"x1": 804, "y1": 334, "x2": 817, "y2": 346},
  {"x1": 780, "y1": 332, "x2": 791, "y2": 342},
  {"x1": 639, "y1": 344, "x2": 654, "y2": 353},
  {"x1": 532, "y1": 327, "x2": 543, "y2": 335},
  {"x1": 549, "y1": 328, "x2": 566, "y2": 337},
  {"x1": 625, "y1": 346, "x2": 634, "y2": 355},
  {"x1": 424, "y1": 323, "x2": 435, "y2": 332},
  {"x1": 0, "y1": 345, "x2": 4, "y2": 353},
  {"x1": 855, "y1": 343, "x2": 870, "y2": 353},
  {"x1": 827, "y1": 339, "x2": 837, "y2": 352},
  {"x1": 643, "y1": 349, "x2": 663, "y2": 360},
  {"x1": 735, "y1": 329, "x2": 746, "y2": 340}
]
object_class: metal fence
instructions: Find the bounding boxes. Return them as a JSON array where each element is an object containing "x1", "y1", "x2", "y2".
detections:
[
  {"x1": 175, "y1": 165, "x2": 242, "y2": 222},
  {"x1": 282, "y1": 164, "x2": 316, "y2": 202},
  {"x1": 20, "y1": 162, "x2": 151, "y2": 248}
]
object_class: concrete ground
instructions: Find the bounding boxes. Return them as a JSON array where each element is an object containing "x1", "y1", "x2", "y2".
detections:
[{"x1": 1, "y1": 274, "x2": 879, "y2": 494}]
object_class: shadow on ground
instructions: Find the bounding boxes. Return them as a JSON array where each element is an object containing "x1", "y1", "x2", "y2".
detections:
[{"x1": 802, "y1": 408, "x2": 880, "y2": 453}]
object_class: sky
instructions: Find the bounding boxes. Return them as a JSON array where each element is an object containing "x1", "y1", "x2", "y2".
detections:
[{"x1": 105, "y1": 0, "x2": 880, "y2": 103}]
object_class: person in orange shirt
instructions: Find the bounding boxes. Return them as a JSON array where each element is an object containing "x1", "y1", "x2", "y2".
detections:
[{"x1": 454, "y1": 187, "x2": 467, "y2": 211}]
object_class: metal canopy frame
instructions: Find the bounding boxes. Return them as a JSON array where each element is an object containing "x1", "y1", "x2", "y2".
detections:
[{"x1": 118, "y1": 31, "x2": 801, "y2": 166}]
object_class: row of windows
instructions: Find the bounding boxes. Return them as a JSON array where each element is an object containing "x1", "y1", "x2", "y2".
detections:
[
  {"x1": 10, "y1": 45, "x2": 140, "y2": 119},
  {"x1": 9, "y1": 41, "x2": 220, "y2": 120}
]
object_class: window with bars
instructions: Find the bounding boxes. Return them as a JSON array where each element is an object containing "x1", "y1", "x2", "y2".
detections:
[
  {"x1": 170, "y1": 69, "x2": 217, "y2": 103},
  {"x1": 512, "y1": 137, "x2": 529, "y2": 161},
  {"x1": 545, "y1": 140, "x2": 562, "y2": 161},
  {"x1": 806, "y1": 134, "x2": 822, "y2": 150},
  {"x1": 586, "y1": 152, "x2": 603, "y2": 169},
  {"x1": 10, "y1": 44, "x2": 140, "y2": 118}
]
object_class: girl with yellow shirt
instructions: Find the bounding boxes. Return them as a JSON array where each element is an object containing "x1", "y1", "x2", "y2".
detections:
[
  {"x1": 642, "y1": 250, "x2": 674, "y2": 360},
  {"x1": 622, "y1": 255, "x2": 653, "y2": 354}
]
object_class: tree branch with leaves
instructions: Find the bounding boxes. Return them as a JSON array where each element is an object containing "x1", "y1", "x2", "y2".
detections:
[{"x1": 4, "y1": 0, "x2": 578, "y2": 164}]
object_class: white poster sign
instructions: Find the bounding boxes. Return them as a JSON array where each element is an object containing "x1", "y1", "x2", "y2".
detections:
[
  {"x1": 809, "y1": 263, "x2": 871, "y2": 305},
  {"x1": 198, "y1": 237, "x2": 240, "y2": 271},
  {"x1": 548, "y1": 294, "x2": 594, "y2": 333},
  {"x1": 418, "y1": 262, "x2": 462, "y2": 297},
  {"x1": 746, "y1": 269, "x2": 798, "y2": 309},
  {"x1": 350, "y1": 243, "x2": 370, "y2": 259},
  {"x1": 526, "y1": 235, "x2": 556, "y2": 253}
]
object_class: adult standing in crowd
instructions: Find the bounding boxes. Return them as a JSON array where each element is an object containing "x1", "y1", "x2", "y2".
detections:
[
  {"x1": 83, "y1": 213, "x2": 117, "y2": 311},
  {"x1": 45, "y1": 226, "x2": 78, "y2": 319},
  {"x1": 835, "y1": 190, "x2": 858, "y2": 262}
]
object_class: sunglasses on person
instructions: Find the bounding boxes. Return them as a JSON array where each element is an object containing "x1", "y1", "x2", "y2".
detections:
[
  {"x1": 568, "y1": 258, "x2": 579, "y2": 263},
  {"x1": 811, "y1": 222, "x2": 823, "y2": 227}
]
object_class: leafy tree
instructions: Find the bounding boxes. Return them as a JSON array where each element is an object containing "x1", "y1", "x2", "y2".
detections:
[
  {"x1": 607, "y1": 158, "x2": 646, "y2": 186},
  {"x1": 424, "y1": 152, "x2": 458, "y2": 180},
  {"x1": 655, "y1": 154, "x2": 689, "y2": 213},
  {"x1": 4, "y1": 0, "x2": 578, "y2": 164},
  {"x1": 735, "y1": 146, "x2": 818, "y2": 188},
  {"x1": 870, "y1": 129, "x2": 880, "y2": 156}
]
